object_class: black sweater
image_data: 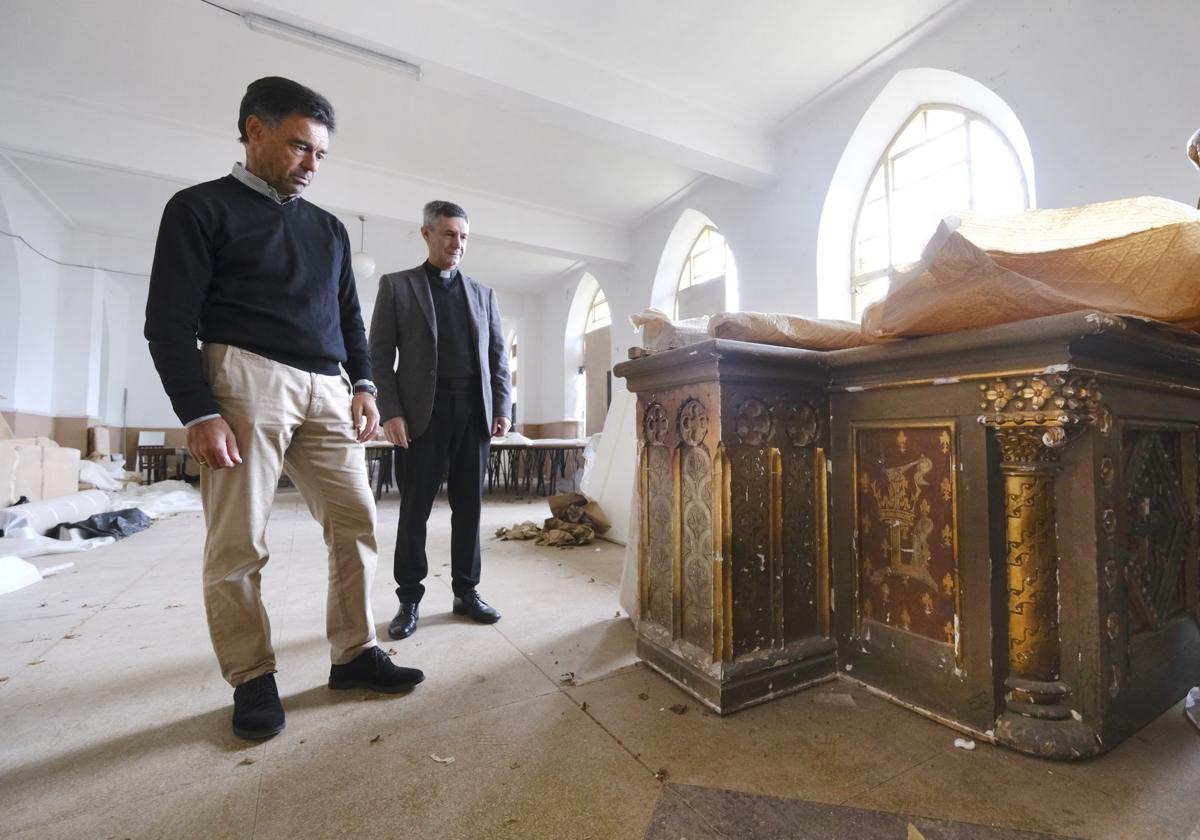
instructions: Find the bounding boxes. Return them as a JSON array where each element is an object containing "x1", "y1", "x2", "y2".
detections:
[{"x1": 144, "y1": 175, "x2": 371, "y2": 425}]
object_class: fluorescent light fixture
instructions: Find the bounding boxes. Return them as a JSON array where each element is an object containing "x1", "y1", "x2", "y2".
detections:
[{"x1": 242, "y1": 13, "x2": 423, "y2": 80}]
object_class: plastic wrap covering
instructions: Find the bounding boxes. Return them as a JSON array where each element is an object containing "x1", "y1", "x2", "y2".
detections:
[
  {"x1": 709, "y1": 311, "x2": 890, "y2": 350},
  {"x1": 0, "y1": 490, "x2": 112, "y2": 536},
  {"x1": 863, "y1": 197, "x2": 1200, "y2": 338}
]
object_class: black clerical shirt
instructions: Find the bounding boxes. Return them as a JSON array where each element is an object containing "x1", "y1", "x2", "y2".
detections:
[{"x1": 424, "y1": 261, "x2": 480, "y2": 382}]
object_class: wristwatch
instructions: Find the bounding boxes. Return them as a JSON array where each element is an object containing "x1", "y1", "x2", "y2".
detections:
[{"x1": 353, "y1": 382, "x2": 378, "y2": 397}]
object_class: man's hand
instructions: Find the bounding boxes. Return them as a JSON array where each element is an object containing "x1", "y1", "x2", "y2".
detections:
[
  {"x1": 383, "y1": 416, "x2": 411, "y2": 448},
  {"x1": 187, "y1": 417, "x2": 242, "y2": 470},
  {"x1": 352, "y1": 392, "x2": 380, "y2": 443},
  {"x1": 492, "y1": 416, "x2": 511, "y2": 439}
]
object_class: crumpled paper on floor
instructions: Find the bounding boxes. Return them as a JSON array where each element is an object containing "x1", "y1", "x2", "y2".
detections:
[
  {"x1": 862, "y1": 196, "x2": 1200, "y2": 338},
  {"x1": 494, "y1": 518, "x2": 596, "y2": 546},
  {"x1": 547, "y1": 491, "x2": 610, "y2": 534},
  {"x1": 495, "y1": 521, "x2": 542, "y2": 541},
  {"x1": 539, "y1": 518, "x2": 594, "y2": 546}
]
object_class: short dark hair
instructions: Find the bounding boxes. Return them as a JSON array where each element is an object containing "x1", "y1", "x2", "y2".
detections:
[
  {"x1": 423, "y1": 200, "x2": 469, "y2": 228},
  {"x1": 238, "y1": 76, "x2": 336, "y2": 143}
]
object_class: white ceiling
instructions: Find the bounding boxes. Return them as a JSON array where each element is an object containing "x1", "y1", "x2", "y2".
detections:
[{"x1": 0, "y1": 0, "x2": 963, "y2": 293}]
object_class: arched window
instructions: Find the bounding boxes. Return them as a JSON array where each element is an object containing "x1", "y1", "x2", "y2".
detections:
[
  {"x1": 851, "y1": 106, "x2": 1029, "y2": 319},
  {"x1": 585, "y1": 288, "x2": 611, "y2": 332},
  {"x1": 674, "y1": 226, "x2": 732, "y2": 320}
]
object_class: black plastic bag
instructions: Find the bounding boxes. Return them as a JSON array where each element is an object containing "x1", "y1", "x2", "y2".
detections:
[{"x1": 50, "y1": 508, "x2": 152, "y2": 541}]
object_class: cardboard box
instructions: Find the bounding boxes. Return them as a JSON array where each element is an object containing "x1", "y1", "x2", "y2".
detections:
[
  {"x1": 0, "y1": 444, "x2": 18, "y2": 505},
  {"x1": 41, "y1": 446, "x2": 81, "y2": 500}
]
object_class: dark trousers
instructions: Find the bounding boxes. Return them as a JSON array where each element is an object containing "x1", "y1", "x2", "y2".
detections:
[{"x1": 393, "y1": 382, "x2": 490, "y2": 603}]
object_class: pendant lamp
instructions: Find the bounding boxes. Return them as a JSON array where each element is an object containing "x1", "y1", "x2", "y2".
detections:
[{"x1": 351, "y1": 215, "x2": 376, "y2": 281}]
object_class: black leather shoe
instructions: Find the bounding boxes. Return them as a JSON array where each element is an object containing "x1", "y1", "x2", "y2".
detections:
[
  {"x1": 388, "y1": 602, "x2": 419, "y2": 639},
  {"x1": 232, "y1": 672, "x2": 285, "y2": 740},
  {"x1": 452, "y1": 591, "x2": 501, "y2": 623},
  {"x1": 328, "y1": 646, "x2": 425, "y2": 693}
]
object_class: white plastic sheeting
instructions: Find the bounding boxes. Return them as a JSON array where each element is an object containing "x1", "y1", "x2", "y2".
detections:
[
  {"x1": 0, "y1": 556, "x2": 44, "y2": 595},
  {"x1": 0, "y1": 490, "x2": 112, "y2": 536},
  {"x1": 108, "y1": 480, "x2": 202, "y2": 519}
]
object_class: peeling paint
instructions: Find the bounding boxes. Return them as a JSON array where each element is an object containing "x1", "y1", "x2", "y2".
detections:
[
  {"x1": 846, "y1": 386, "x2": 865, "y2": 392},
  {"x1": 1042, "y1": 363, "x2": 1072, "y2": 374},
  {"x1": 932, "y1": 377, "x2": 960, "y2": 385}
]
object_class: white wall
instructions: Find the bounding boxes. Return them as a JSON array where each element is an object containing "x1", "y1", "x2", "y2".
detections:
[
  {"x1": 613, "y1": 0, "x2": 1200, "y2": 330},
  {"x1": 1, "y1": 157, "x2": 66, "y2": 417},
  {"x1": 8, "y1": 0, "x2": 1199, "y2": 434}
]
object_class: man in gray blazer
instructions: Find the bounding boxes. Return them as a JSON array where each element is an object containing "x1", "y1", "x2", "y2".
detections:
[{"x1": 369, "y1": 200, "x2": 512, "y2": 639}]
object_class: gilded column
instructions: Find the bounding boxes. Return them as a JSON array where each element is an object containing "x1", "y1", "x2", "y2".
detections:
[{"x1": 980, "y1": 375, "x2": 1102, "y2": 759}]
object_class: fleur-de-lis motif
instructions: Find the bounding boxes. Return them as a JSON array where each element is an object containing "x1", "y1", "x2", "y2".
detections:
[
  {"x1": 939, "y1": 430, "x2": 951, "y2": 454},
  {"x1": 941, "y1": 524, "x2": 953, "y2": 548},
  {"x1": 921, "y1": 592, "x2": 934, "y2": 615},
  {"x1": 896, "y1": 430, "x2": 908, "y2": 453},
  {"x1": 942, "y1": 572, "x2": 955, "y2": 595},
  {"x1": 941, "y1": 477, "x2": 952, "y2": 501}
]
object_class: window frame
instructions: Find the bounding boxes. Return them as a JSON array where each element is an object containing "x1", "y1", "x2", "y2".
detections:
[
  {"x1": 849, "y1": 104, "x2": 1030, "y2": 321},
  {"x1": 674, "y1": 225, "x2": 730, "y2": 320}
]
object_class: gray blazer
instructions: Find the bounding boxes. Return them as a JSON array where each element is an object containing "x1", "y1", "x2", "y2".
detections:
[{"x1": 368, "y1": 265, "x2": 512, "y2": 440}]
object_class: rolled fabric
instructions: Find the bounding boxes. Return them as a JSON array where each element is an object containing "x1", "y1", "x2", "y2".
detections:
[{"x1": 0, "y1": 490, "x2": 113, "y2": 536}]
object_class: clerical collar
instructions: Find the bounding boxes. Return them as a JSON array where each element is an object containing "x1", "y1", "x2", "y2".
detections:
[{"x1": 424, "y1": 261, "x2": 458, "y2": 286}]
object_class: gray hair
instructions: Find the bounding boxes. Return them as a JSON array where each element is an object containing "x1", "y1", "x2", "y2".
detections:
[{"x1": 423, "y1": 200, "x2": 468, "y2": 228}]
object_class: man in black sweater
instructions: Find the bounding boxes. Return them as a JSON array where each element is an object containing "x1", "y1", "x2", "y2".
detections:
[{"x1": 145, "y1": 77, "x2": 423, "y2": 741}]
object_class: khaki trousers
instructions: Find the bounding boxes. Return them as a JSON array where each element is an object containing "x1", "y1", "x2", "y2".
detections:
[{"x1": 200, "y1": 343, "x2": 378, "y2": 686}]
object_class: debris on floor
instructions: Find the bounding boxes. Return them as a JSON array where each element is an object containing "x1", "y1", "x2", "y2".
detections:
[
  {"x1": 539, "y1": 519, "x2": 595, "y2": 546},
  {"x1": 953, "y1": 737, "x2": 976, "y2": 751},
  {"x1": 430, "y1": 754, "x2": 455, "y2": 764},
  {"x1": 494, "y1": 493, "x2": 611, "y2": 548},
  {"x1": 495, "y1": 521, "x2": 541, "y2": 540},
  {"x1": 654, "y1": 768, "x2": 669, "y2": 781},
  {"x1": 237, "y1": 757, "x2": 256, "y2": 766},
  {"x1": 669, "y1": 703, "x2": 688, "y2": 715},
  {"x1": 547, "y1": 491, "x2": 610, "y2": 534},
  {"x1": 559, "y1": 672, "x2": 578, "y2": 686},
  {"x1": 1186, "y1": 686, "x2": 1200, "y2": 731},
  {"x1": 369, "y1": 734, "x2": 381, "y2": 744},
  {"x1": 638, "y1": 692, "x2": 649, "y2": 701}
]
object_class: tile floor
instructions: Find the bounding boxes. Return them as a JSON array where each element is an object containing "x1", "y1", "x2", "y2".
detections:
[{"x1": 1, "y1": 491, "x2": 1197, "y2": 839}]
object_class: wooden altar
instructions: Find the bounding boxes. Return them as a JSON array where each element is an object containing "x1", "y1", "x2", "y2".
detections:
[{"x1": 614, "y1": 311, "x2": 1200, "y2": 759}]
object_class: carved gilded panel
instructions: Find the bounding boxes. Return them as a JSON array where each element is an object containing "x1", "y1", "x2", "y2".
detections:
[
  {"x1": 680, "y1": 441, "x2": 714, "y2": 650},
  {"x1": 728, "y1": 445, "x2": 773, "y2": 655},
  {"x1": 1122, "y1": 430, "x2": 1189, "y2": 632},
  {"x1": 855, "y1": 424, "x2": 958, "y2": 646},
  {"x1": 645, "y1": 445, "x2": 674, "y2": 629}
]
